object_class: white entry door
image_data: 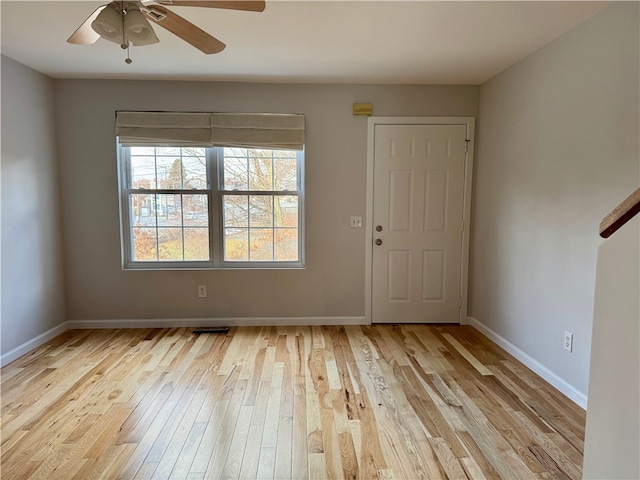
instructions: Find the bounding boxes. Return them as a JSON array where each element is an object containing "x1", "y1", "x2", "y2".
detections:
[{"x1": 371, "y1": 123, "x2": 468, "y2": 324}]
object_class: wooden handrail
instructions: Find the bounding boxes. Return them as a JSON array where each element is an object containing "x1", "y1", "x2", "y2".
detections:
[{"x1": 599, "y1": 187, "x2": 640, "y2": 238}]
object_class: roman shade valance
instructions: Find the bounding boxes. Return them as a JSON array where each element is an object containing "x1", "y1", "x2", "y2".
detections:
[{"x1": 116, "y1": 111, "x2": 305, "y2": 150}]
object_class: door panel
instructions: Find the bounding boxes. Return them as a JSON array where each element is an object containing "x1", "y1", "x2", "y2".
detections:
[
  {"x1": 424, "y1": 170, "x2": 449, "y2": 232},
  {"x1": 387, "y1": 250, "x2": 411, "y2": 301},
  {"x1": 372, "y1": 124, "x2": 466, "y2": 324},
  {"x1": 422, "y1": 250, "x2": 445, "y2": 301},
  {"x1": 389, "y1": 170, "x2": 413, "y2": 232}
]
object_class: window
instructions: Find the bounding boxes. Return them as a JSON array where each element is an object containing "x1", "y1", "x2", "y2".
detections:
[
  {"x1": 221, "y1": 147, "x2": 301, "y2": 263},
  {"x1": 118, "y1": 145, "x2": 304, "y2": 269}
]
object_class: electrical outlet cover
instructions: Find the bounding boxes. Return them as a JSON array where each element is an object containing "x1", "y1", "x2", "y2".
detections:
[
  {"x1": 350, "y1": 216, "x2": 362, "y2": 228},
  {"x1": 564, "y1": 331, "x2": 573, "y2": 352}
]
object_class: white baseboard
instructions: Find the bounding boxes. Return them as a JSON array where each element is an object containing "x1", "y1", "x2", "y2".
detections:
[
  {"x1": 467, "y1": 316, "x2": 588, "y2": 409},
  {"x1": 66, "y1": 316, "x2": 367, "y2": 329},
  {"x1": 1, "y1": 323, "x2": 68, "y2": 367}
]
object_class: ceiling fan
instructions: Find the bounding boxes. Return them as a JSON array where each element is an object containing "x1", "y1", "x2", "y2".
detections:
[{"x1": 67, "y1": 1, "x2": 265, "y2": 62}]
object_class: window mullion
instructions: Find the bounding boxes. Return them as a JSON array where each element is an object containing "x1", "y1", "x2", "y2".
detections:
[
  {"x1": 121, "y1": 145, "x2": 133, "y2": 266},
  {"x1": 297, "y1": 150, "x2": 304, "y2": 265},
  {"x1": 181, "y1": 194, "x2": 185, "y2": 261},
  {"x1": 209, "y1": 147, "x2": 222, "y2": 266},
  {"x1": 272, "y1": 154, "x2": 280, "y2": 263},
  {"x1": 128, "y1": 189, "x2": 209, "y2": 195},
  {"x1": 153, "y1": 148, "x2": 160, "y2": 262},
  {"x1": 154, "y1": 201, "x2": 160, "y2": 261},
  {"x1": 219, "y1": 190, "x2": 298, "y2": 196}
]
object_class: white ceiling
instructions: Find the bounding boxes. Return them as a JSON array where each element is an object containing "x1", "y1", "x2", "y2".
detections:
[{"x1": 1, "y1": 1, "x2": 609, "y2": 84}]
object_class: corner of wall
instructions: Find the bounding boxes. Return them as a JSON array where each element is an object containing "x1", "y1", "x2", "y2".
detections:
[{"x1": 467, "y1": 316, "x2": 587, "y2": 409}]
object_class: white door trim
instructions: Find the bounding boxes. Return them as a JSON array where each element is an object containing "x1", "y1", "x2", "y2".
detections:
[{"x1": 365, "y1": 116, "x2": 475, "y2": 325}]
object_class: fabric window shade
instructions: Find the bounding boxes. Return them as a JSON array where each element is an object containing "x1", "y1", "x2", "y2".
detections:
[{"x1": 116, "y1": 111, "x2": 305, "y2": 150}]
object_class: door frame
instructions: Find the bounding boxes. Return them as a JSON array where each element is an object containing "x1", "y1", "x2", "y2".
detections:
[{"x1": 365, "y1": 117, "x2": 476, "y2": 325}]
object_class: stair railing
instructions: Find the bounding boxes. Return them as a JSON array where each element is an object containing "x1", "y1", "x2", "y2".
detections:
[{"x1": 599, "y1": 187, "x2": 640, "y2": 238}]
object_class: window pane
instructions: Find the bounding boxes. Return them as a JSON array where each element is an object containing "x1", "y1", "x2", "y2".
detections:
[
  {"x1": 225, "y1": 228, "x2": 248, "y2": 261},
  {"x1": 274, "y1": 195, "x2": 298, "y2": 227},
  {"x1": 250, "y1": 228, "x2": 274, "y2": 261},
  {"x1": 132, "y1": 227, "x2": 157, "y2": 261},
  {"x1": 250, "y1": 195, "x2": 273, "y2": 227},
  {"x1": 156, "y1": 146, "x2": 181, "y2": 156},
  {"x1": 223, "y1": 157, "x2": 249, "y2": 190},
  {"x1": 130, "y1": 146, "x2": 155, "y2": 156},
  {"x1": 248, "y1": 156, "x2": 273, "y2": 191},
  {"x1": 183, "y1": 147, "x2": 206, "y2": 157},
  {"x1": 275, "y1": 229, "x2": 298, "y2": 261},
  {"x1": 224, "y1": 147, "x2": 247, "y2": 158},
  {"x1": 130, "y1": 194, "x2": 156, "y2": 227},
  {"x1": 183, "y1": 156, "x2": 206, "y2": 189},
  {"x1": 131, "y1": 156, "x2": 156, "y2": 189},
  {"x1": 224, "y1": 195, "x2": 249, "y2": 227},
  {"x1": 273, "y1": 149, "x2": 297, "y2": 158},
  {"x1": 156, "y1": 194, "x2": 182, "y2": 227},
  {"x1": 158, "y1": 228, "x2": 183, "y2": 261},
  {"x1": 274, "y1": 157, "x2": 297, "y2": 191},
  {"x1": 183, "y1": 194, "x2": 208, "y2": 227},
  {"x1": 248, "y1": 148, "x2": 271, "y2": 158},
  {"x1": 157, "y1": 156, "x2": 182, "y2": 189},
  {"x1": 184, "y1": 228, "x2": 209, "y2": 261}
]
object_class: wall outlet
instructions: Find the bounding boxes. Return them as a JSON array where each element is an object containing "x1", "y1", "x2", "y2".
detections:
[
  {"x1": 198, "y1": 285, "x2": 207, "y2": 298},
  {"x1": 350, "y1": 216, "x2": 363, "y2": 228},
  {"x1": 564, "y1": 331, "x2": 573, "y2": 352}
]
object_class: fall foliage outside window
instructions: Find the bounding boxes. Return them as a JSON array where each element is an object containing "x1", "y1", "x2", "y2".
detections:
[{"x1": 119, "y1": 145, "x2": 304, "y2": 269}]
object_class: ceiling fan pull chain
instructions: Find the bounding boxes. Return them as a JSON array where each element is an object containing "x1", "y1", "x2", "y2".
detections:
[
  {"x1": 120, "y1": 1, "x2": 127, "y2": 49},
  {"x1": 120, "y1": 1, "x2": 133, "y2": 64}
]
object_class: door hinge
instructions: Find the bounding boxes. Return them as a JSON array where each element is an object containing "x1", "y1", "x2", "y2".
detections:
[
  {"x1": 459, "y1": 296, "x2": 463, "y2": 308},
  {"x1": 465, "y1": 138, "x2": 471, "y2": 153}
]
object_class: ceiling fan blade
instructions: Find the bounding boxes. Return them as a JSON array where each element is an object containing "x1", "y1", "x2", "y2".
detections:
[
  {"x1": 142, "y1": 6, "x2": 226, "y2": 54},
  {"x1": 67, "y1": 5, "x2": 106, "y2": 44},
  {"x1": 153, "y1": 1, "x2": 265, "y2": 12}
]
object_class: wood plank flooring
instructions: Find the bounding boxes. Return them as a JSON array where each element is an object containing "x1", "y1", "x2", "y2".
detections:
[{"x1": 0, "y1": 325, "x2": 586, "y2": 479}]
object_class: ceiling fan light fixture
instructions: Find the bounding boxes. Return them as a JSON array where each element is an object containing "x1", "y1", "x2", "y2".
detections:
[
  {"x1": 69, "y1": 0, "x2": 260, "y2": 54},
  {"x1": 124, "y1": 7, "x2": 159, "y2": 46},
  {"x1": 90, "y1": 4, "x2": 123, "y2": 44}
]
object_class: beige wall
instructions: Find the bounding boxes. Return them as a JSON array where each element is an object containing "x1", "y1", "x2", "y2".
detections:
[
  {"x1": 1, "y1": 56, "x2": 67, "y2": 356},
  {"x1": 53, "y1": 81, "x2": 478, "y2": 320},
  {"x1": 470, "y1": 2, "x2": 639, "y2": 400}
]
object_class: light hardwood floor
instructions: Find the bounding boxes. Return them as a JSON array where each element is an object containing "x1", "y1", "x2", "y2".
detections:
[{"x1": 0, "y1": 325, "x2": 585, "y2": 479}]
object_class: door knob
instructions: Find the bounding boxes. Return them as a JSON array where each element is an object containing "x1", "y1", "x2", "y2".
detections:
[
  {"x1": 376, "y1": 225, "x2": 383, "y2": 232},
  {"x1": 375, "y1": 239, "x2": 382, "y2": 246}
]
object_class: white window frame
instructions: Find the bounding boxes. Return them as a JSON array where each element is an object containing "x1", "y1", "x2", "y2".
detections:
[{"x1": 117, "y1": 145, "x2": 305, "y2": 270}]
